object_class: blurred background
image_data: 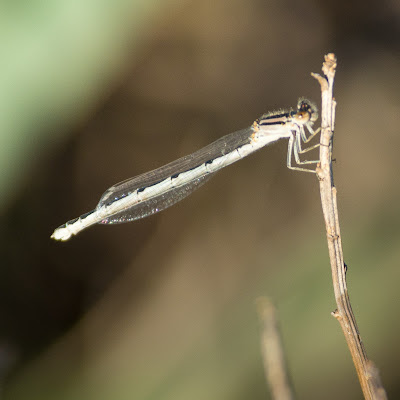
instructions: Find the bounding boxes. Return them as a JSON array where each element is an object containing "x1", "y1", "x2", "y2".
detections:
[{"x1": 0, "y1": 0, "x2": 399, "y2": 399}]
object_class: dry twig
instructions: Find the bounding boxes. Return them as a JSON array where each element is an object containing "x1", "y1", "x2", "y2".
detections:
[
  {"x1": 312, "y1": 53, "x2": 387, "y2": 400},
  {"x1": 256, "y1": 297, "x2": 294, "y2": 400}
]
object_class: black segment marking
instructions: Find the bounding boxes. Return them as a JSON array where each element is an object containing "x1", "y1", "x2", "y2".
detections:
[{"x1": 80, "y1": 211, "x2": 94, "y2": 219}]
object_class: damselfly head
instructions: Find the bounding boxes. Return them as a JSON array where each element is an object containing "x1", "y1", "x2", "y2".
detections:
[{"x1": 296, "y1": 98, "x2": 318, "y2": 123}]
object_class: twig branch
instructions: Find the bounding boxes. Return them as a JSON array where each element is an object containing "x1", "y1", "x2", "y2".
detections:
[
  {"x1": 256, "y1": 297, "x2": 294, "y2": 400},
  {"x1": 312, "y1": 54, "x2": 387, "y2": 400}
]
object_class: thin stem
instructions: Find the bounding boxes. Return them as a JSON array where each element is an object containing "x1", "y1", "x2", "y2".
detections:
[
  {"x1": 312, "y1": 53, "x2": 387, "y2": 400},
  {"x1": 256, "y1": 297, "x2": 294, "y2": 400}
]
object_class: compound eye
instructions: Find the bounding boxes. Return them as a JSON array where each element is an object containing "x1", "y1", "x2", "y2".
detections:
[{"x1": 294, "y1": 111, "x2": 310, "y2": 124}]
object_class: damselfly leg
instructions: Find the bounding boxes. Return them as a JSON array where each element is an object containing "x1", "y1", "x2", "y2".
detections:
[{"x1": 287, "y1": 127, "x2": 321, "y2": 173}]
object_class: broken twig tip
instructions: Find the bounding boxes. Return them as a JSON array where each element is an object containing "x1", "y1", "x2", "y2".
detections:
[
  {"x1": 325, "y1": 53, "x2": 337, "y2": 63},
  {"x1": 331, "y1": 309, "x2": 341, "y2": 320},
  {"x1": 322, "y1": 53, "x2": 337, "y2": 78},
  {"x1": 311, "y1": 72, "x2": 328, "y2": 91}
]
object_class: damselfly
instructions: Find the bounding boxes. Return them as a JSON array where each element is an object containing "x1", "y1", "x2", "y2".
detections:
[{"x1": 51, "y1": 99, "x2": 319, "y2": 241}]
